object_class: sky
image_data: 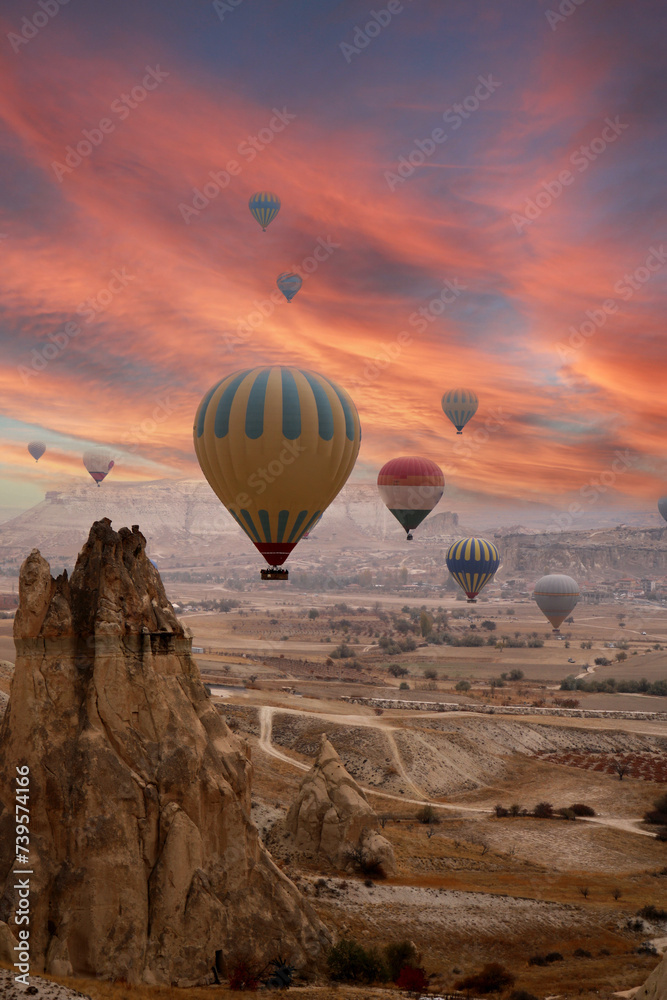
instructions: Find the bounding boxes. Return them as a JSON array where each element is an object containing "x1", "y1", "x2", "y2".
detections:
[{"x1": 0, "y1": 0, "x2": 666, "y2": 520}]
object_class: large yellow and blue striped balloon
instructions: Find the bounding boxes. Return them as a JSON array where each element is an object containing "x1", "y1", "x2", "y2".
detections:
[
  {"x1": 442, "y1": 388, "x2": 478, "y2": 434},
  {"x1": 193, "y1": 366, "x2": 361, "y2": 572},
  {"x1": 446, "y1": 537, "x2": 500, "y2": 601},
  {"x1": 249, "y1": 191, "x2": 281, "y2": 231}
]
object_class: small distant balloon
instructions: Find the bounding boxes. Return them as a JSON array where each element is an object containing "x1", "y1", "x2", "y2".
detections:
[
  {"x1": 533, "y1": 574, "x2": 579, "y2": 631},
  {"x1": 446, "y1": 537, "x2": 500, "y2": 602},
  {"x1": 277, "y1": 272, "x2": 302, "y2": 302},
  {"x1": 442, "y1": 388, "x2": 478, "y2": 434},
  {"x1": 83, "y1": 449, "x2": 115, "y2": 487},
  {"x1": 249, "y1": 191, "x2": 281, "y2": 231},
  {"x1": 28, "y1": 441, "x2": 46, "y2": 462},
  {"x1": 658, "y1": 497, "x2": 667, "y2": 523}
]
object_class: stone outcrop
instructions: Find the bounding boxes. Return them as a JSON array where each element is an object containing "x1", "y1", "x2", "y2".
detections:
[
  {"x1": 0, "y1": 519, "x2": 328, "y2": 985},
  {"x1": 285, "y1": 734, "x2": 395, "y2": 873},
  {"x1": 635, "y1": 951, "x2": 667, "y2": 1000}
]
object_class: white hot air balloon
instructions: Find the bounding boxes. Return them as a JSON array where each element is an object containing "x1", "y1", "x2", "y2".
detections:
[
  {"x1": 533, "y1": 574, "x2": 580, "y2": 631},
  {"x1": 83, "y1": 449, "x2": 115, "y2": 487}
]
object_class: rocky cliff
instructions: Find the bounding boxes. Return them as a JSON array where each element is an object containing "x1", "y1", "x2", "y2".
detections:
[
  {"x1": 0, "y1": 519, "x2": 328, "y2": 985},
  {"x1": 498, "y1": 525, "x2": 667, "y2": 579},
  {"x1": 285, "y1": 735, "x2": 395, "y2": 874}
]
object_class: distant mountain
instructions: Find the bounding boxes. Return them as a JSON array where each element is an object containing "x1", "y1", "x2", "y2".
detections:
[{"x1": 0, "y1": 480, "x2": 664, "y2": 584}]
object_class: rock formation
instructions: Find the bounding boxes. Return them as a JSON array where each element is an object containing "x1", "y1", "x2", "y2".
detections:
[
  {"x1": 635, "y1": 951, "x2": 667, "y2": 1000},
  {"x1": 0, "y1": 519, "x2": 328, "y2": 985},
  {"x1": 285, "y1": 734, "x2": 395, "y2": 874}
]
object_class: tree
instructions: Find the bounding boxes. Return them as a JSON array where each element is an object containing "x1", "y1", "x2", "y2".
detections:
[
  {"x1": 308, "y1": 608, "x2": 319, "y2": 619},
  {"x1": 509, "y1": 669, "x2": 524, "y2": 680},
  {"x1": 419, "y1": 610, "x2": 433, "y2": 637},
  {"x1": 578, "y1": 886, "x2": 590, "y2": 899},
  {"x1": 387, "y1": 664, "x2": 408, "y2": 677},
  {"x1": 481, "y1": 620, "x2": 496, "y2": 630},
  {"x1": 455, "y1": 680, "x2": 471, "y2": 692},
  {"x1": 534, "y1": 802, "x2": 554, "y2": 818},
  {"x1": 594, "y1": 657, "x2": 611, "y2": 666},
  {"x1": 615, "y1": 651, "x2": 628, "y2": 662},
  {"x1": 615, "y1": 760, "x2": 629, "y2": 781},
  {"x1": 423, "y1": 668, "x2": 437, "y2": 680}
]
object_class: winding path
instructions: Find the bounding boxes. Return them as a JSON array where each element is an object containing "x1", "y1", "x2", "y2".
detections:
[{"x1": 253, "y1": 704, "x2": 658, "y2": 834}]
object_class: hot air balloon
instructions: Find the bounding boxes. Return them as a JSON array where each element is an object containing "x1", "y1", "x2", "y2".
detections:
[
  {"x1": 377, "y1": 457, "x2": 444, "y2": 541},
  {"x1": 658, "y1": 498, "x2": 667, "y2": 523},
  {"x1": 83, "y1": 449, "x2": 114, "y2": 487},
  {"x1": 193, "y1": 366, "x2": 361, "y2": 580},
  {"x1": 277, "y1": 272, "x2": 302, "y2": 302},
  {"x1": 446, "y1": 537, "x2": 500, "y2": 602},
  {"x1": 249, "y1": 192, "x2": 281, "y2": 231},
  {"x1": 28, "y1": 441, "x2": 46, "y2": 462},
  {"x1": 442, "y1": 388, "x2": 478, "y2": 434},
  {"x1": 533, "y1": 574, "x2": 579, "y2": 631}
]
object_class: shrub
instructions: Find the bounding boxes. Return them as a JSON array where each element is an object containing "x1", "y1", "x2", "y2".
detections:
[
  {"x1": 570, "y1": 803, "x2": 595, "y2": 817},
  {"x1": 645, "y1": 793, "x2": 667, "y2": 825},
  {"x1": 343, "y1": 843, "x2": 386, "y2": 879},
  {"x1": 395, "y1": 965, "x2": 428, "y2": 995},
  {"x1": 387, "y1": 664, "x2": 409, "y2": 677},
  {"x1": 557, "y1": 807, "x2": 576, "y2": 821},
  {"x1": 416, "y1": 805, "x2": 438, "y2": 825},
  {"x1": 455, "y1": 679, "x2": 471, "y2": 692},
  {"x1": 494, "y1": 804, "x2": 509, "y2": 818},
  {"x1": 510, "y1": 992, "x2": 538, "y2": 1000},
  {"x1": 533, "y1": 802, "x2": 554, "y2": 818},
  {"x1": 573, "y1": 948, "x2": 592, "y2": 958},
  {"x1": 455, "y1": 962, "x2": 515, "y2": 994},
  {"x1": 509, "y1": 803, "x2": 522, "y2": 817},
  {"x1": 308, "y1": 608, "x2": 319, "y2": 619},
  {"x1": 399, "y1": 682, "x2": 410, "y2": 690},
  {"x1": 638, "y1": 904, "x2": 667, "y2": 921},
  {"x1": 529, "y1": 952, "x2": 563, "y2": 966},
  {"x1": 229, "y1": 960, "x2": 259, "y2": 991},
  {"x1": 509, "y1": 668, "x2": 524, "y2": 680},
  {"x1": 423, "y1": 668, "x2": 437, "y2": 680},
  {"x1": 327, "y1": 939, "x2": 388, "y2": 983},
  {"x1": 264, "y1": 958, "x2": 295, "y2": 989},
  {"x1": 384, "y1": 940, "x2": 417, "y2": 982}
]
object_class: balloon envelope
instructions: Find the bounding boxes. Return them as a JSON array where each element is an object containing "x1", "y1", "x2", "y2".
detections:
[
  {"x1": 533, "y1": 574, "x2": 579, "y2": 630},
  {"x1": 658, "y1": 498, "x2": 667, "y2": 523},
  {"x1": 28, "y1": 441, "x2": 46, "y2": 462},
  {"x1": 446, "y1": 537, "x2": 500, "y2": 601},
  {"x1": 442, "y1": 388, "x2": 478, "y2": 433},
  {"x1": 83, "y1": 449, "x2": 114, "y2": 486},
  {"x1": 303, "y1": 513, "x2": 322, "y2": 538},
  {"x1": 249, "y1": 191, "x2": 281, "y2": 231},
  {"x1": 277, "y1": 272, "x2": 302, "y2": 302},
  {"x1": 193, "y1": 366, "x2": 361, "y2": 570},
  {"x1": 377, "y1": 457, "x2": 444, "y2": 537}
]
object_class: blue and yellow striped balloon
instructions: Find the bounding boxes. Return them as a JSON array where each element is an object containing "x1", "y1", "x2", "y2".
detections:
[
  {"x1": 442, "y1": 388, "x2": 478, "y2": 434},
  {"x1": 193, "y1": 366, "x2": 361, "y2": 574},
  {"x1": 249, "y1": 191, "x2": 281, "y2": 231},
  {"x1": 446, "y1": 537, "x2": 500, "y2": 602}
]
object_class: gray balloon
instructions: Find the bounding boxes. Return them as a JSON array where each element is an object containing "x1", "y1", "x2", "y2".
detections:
[{"x1": 658, "y1": 498, "x2": 667, "y2": 523}]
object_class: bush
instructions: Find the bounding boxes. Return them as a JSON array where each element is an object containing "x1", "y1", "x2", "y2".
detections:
[
  {"x1": 396, "y1": 965, "x2": 428, "y2": 995},
  {"x1": 529, "y1": 952, "x2": 563, "y2": 966},
  {"x1": 384, "y1": 940, "x2": 417, "y2": 982},
  {"x1": 388, "y1": 664, "x2": 409, "y2": 677},
  {"x1": 509, "y1": 669, "x2": 524, "y2": 680},
  {"x1": 557, "y1": 807, "x2": 576, "y2": 821},
  {"x1": 570, "y1": 803, "x2": 596, "y2": 817},
  {"x1": 455, "y1": 679, "x2": 471, "y2": 692},
  {"x1": 399, "y1": 682, "x2": 410, "y2": 690},
  {"x1": 533, "y1": 802, "x2": 554, "y2": 819},
  {"x1": 573, "y1": 948, "x2": 592, "y2": 958},
  {"x1": 327, "y1": 939, "x2": 388, "y2": 983},
  {"x1": 416, "y1": 805, "x2": 438, "y2": 825},
  {"x1": 455, "y1": 962, "x2": 515, "y2": 994},
  {"x1": 423, "y1": 668, "x2": 437, "y2": 680},
  {"x1": 264, "y1": 958, "x2": 295, "y2": 989},
  {"x1": 638, "y1": 904, "x2": 667, "y2": 921},
  {"x1": 510, "y1": 992, "x2": 538, "y2": 1000},
  {"x1": 229, "y1": 960, "x2": 259, "y2": 991},
  {"x1": 645, "y1": 793, "x2": 667, "y2": 825},
  {"x1": 495, "y1": 804, "x2": 509, "y2": 818}
]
